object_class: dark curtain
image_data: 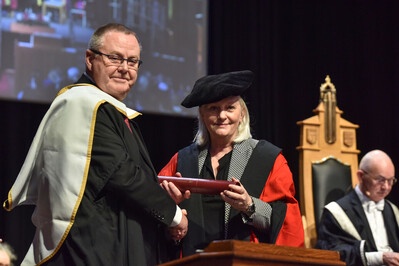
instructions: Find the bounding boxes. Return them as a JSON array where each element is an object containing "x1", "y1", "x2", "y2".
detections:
[
  {"x1": 2, "y1": 0, "x2": 399, "y2": 263},
  {"x1": 206, "y1": 0, "x2": 399, "y2": 207}
]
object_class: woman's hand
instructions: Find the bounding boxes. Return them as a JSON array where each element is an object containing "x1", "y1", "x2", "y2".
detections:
[
  {"x1": 220, "y1": 177, "x2": 253, "y2": 213},
  {"x1": 160, "y1": 172, "x2": 191, "y2": 204}
]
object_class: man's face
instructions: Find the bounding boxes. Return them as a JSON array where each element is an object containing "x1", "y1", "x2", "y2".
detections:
[
  {"x1": 359, "y1": 168, "x2": 396, "y2": 202},
  {"x1": 86, "y1": 31, "x2": 141, "y2": 101}
]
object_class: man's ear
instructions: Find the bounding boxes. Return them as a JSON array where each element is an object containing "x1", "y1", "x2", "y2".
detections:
[{"x1": 85, "y1": 50, "x2": 94, "y2": 71}]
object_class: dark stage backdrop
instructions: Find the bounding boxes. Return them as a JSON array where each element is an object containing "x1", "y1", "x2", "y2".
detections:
[{"x1": 1, "y1": 0, "x2": 399, "y2": 263}]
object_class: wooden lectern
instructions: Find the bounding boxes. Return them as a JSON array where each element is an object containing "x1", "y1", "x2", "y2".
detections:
[{"x1": 159, "y1": 240, "x2": 345, "y2": 266}]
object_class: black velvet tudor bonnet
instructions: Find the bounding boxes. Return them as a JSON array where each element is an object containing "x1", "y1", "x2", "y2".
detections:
[{"x1": 181, "y1": 70, "x2": 254, "y2": 108}]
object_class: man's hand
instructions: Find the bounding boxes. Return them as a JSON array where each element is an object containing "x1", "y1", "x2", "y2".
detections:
[
  {"x1": 168, "y1": 209, "x2": 188, "y2": 241},
  {"x1": 383, "y1": 252, "x2": 399, "y2": 266},
  {"x1": 160, "y1": 172, "x2": 191, "y2": 204}
]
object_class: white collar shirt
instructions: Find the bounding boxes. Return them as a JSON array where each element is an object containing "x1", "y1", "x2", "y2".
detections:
[{"x1": 355, "y1": 185, "x2": 392, "y2": 265}]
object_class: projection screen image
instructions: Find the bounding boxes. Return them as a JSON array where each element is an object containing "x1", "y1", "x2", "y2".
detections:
[{"x1": 0, "y1": 0, "x2": 207, "y2": 117}]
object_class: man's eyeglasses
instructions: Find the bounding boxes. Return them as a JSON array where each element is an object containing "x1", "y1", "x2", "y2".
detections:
[
  {"x1": 90, "y1": 49, "x2": 143, "y2": 69},
  {"x1": 361, "y1": 170, "x2": 397, "y2": 186}
]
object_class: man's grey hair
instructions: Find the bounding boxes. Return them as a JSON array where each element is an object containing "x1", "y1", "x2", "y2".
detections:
[{"x1": 88, "y1": 23, "x2": 142, "y2": 51}]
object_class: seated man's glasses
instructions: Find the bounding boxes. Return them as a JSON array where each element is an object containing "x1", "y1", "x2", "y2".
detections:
[
  {"x1": 90, "y1": 49, "x2": 143, "y2": 69},
  {"x1": 361, "y1": 170, "x2": 397, "y2": 186}
]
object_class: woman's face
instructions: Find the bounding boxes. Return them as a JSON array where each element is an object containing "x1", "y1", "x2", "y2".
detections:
[{"x1": 200, "y1": 96, "x2": 243, "y2": 143}]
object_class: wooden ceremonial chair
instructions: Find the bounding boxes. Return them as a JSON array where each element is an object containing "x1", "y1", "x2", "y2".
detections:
[{"x1": 297, "y1": 75, "x2": 360, "y2": 248}]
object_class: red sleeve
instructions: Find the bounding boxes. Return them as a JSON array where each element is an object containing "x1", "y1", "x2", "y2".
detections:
[
  {"x1": 159, "y1": 152, "x2": 304, "y2": 247},
  {"x1": 259, "y1": 153, "x2": 305, "y2": 247},
  {"x1": 158, "y1": 153, "x2": 179, "y2": 176}
]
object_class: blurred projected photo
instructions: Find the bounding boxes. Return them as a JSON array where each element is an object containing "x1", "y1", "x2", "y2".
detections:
[{"x1": 0, "y1": 0, "x2": 207, "y2": 117}]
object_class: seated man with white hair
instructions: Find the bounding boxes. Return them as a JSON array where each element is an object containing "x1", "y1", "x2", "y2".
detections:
[{"x1": 317, "y1": 149, "x2": 399, "y2": 266}]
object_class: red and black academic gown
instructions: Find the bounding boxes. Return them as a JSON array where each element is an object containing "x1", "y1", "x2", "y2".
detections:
[
  {"x1": 159, "y1": 139, "x2": 304, "y2": 258},
  {"x1": 4, "y1": 75, "x2": 177, "y2": 266}
]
